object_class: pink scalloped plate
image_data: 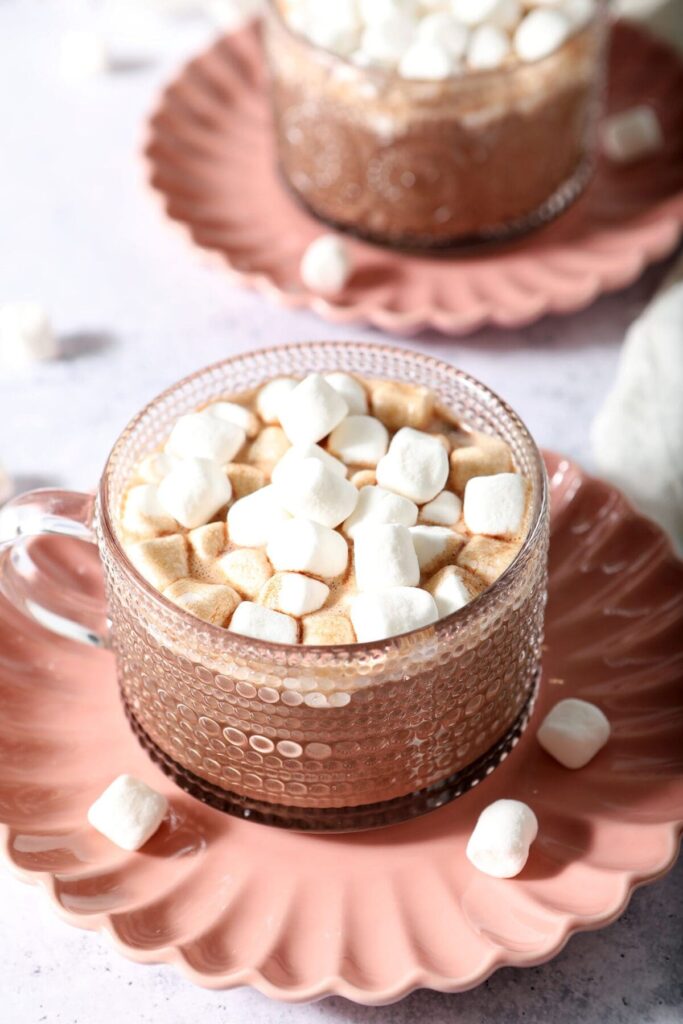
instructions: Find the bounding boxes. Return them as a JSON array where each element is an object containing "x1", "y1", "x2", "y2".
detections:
[
  {"x1": 1, "y1": 453, "x2": 682, "y2": 1004},
  {"x1": 143, "y1": 21, "x2": 683, "y2": 336}
]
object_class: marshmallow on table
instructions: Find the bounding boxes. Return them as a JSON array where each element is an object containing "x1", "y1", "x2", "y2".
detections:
[
  {"x1": 328, "y1": 415, "x2": 389, "y2": 467},
  {"x1": 229, "y1": 601, "x2": 298, "y2": 644},
  {"x1": 88, "y1": 775, "x2": 168, "y2": 852},
  {"x1": 227, "y1": 485, "x2": 291, "y2": 547},
  {"x1": 127, "y1": 534, "x2": 189, "y2": 591},
  {"x1": 0, "y1": 302, "x2": 57, "y2": 369},
  {"x1": 255, "y1": 376, "x2": 298, "y2": 424},
  {"x1": 602, "y1": 106, "x2": 664, "y2": 164},
  {"x1": 376, "y1": 427, "x2": 449, "y2": 504},
  {"x1": 267, "y1": 518, "x2": 349, "y2": 578},
  {"x1": 121, "y1": 484, "x2": 178, "y2": 539},
  {"x1": 420, "y1": 490, "x2": 462, "y2": 526},
  {"x1": 217, "y1": 547, "x2": 273, "y2": 599},
  {"x1": 467, "y1": 24, "x2": 511, "y2": 70},
  {"x1": 466, "y1": 800, "x2": 538, "y2": 878},
  {"x1": 324, "y1": 372, "x2": 368, "y2": 415},
  {"x1": 409, "y1": 524, "x2": 465, "y2": 574},
  {"x1": 514, "y1": 8, "x2": 570, "y2": 62},
  {"x1": 165, "y1": 412, "x2": 245, "y2": 464},
  {"x1": 259, "y1": 572, "x2": 330, "y2": 616},
  {"x1": 424, "y1": 565, "x2": 473, "y2": 616},
  {"x1": 137, "y1": 452, "x2": 177, "y2": 485},
  {"x1": 272, "y1": 442, "x2": 348, "y2": 485},
  {"x1": 537, "y1": 698, "x2": 610, "y2": 769},
  {"x1": 354, "y1": 523, "x2": 420, "y2": 591},
  {"x1": 342, "y1": 484, "x2": 418, "y2": 539},
  {"x1": 300, "y1": 236, "x2": 353, "y2": 296},
  {"x1": 164, "y1": 578, "x2": 241, "y2": 626},
  {"x1": 157, "y1": 457, "x2": 232, "y2": 530},
  {"x1": 350, "y1": 587, "x2": 438, "y2": 642},
  {"x1": 279, "y1": 373, "x2": 349, "y2": 445},
  {"x1": 204, "y1": 400, "x2": 260, "y2": 438},
  {"x1": 273, "y1": 457, "x2": 358, "y2": 528},
  {"x1": 463, "y1": 472, "x2": 527, "y2": 539}
]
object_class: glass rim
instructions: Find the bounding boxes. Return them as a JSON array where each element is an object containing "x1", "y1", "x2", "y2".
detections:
[
  {"x1": 98, "y1": 340, "x2": 549, "y2": 659},
  {"x1": 264, "y1": 0, "x2": 606, "y2": 88}
]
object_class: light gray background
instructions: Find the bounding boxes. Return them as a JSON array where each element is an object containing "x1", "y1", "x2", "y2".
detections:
[{"x1": 1, "y1": 1, "x2": 681, "y2": 1021}]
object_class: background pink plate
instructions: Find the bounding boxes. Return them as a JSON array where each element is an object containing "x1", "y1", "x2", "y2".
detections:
[
  {"x1": 144, "y1": 21, "x2": 683, "y2": 336},
  {"x1": 0, "y1": 453, "x2": 682, "y2": 1004}
]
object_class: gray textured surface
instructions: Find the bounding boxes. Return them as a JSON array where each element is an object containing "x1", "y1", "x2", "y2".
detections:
[{"x1": 1, "y1": 1, "x2": 682, "y2": 1021}]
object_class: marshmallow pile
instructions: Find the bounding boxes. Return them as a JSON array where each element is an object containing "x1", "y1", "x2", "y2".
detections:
[
  {"x1": 121, "y1": 371, "x2": 529, "y2": 645},
  {"x1": 279, "y1": 0, "x2": 597, "y2": 77}
]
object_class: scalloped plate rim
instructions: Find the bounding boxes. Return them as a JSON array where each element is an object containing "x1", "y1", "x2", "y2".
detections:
[{"x1": 141, "y1": 22, "x2": 683, "y2": 337}]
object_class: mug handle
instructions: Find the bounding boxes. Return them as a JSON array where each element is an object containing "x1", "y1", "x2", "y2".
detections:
[{"x1": 0, "y1": 488, "x2": 109, "y2": 648}]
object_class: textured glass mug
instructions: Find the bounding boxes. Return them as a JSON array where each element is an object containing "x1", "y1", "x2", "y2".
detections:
[
  {"x1": 0, "y1": 343, "x2": 549, "y2": 831},
  {"x1": 265, "y1": 0, "x2": 609, "y2": 248}
]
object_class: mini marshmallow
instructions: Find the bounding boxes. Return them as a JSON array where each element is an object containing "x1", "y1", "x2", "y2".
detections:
[
  {"x1": 306, "y1": 0, "x2": 362, "y2": 55},
  {"x1": 157, "y1": 458, "x2": 232, "y2": 530},
  {"x1": 247, "y1": 426, "x2": 290, "y2": 472},
  {"x1": 59, "y1": 28, "x2": 109, "y2": 82},
  {"x1": 466, "y1": 799, "x2": 538, "y2": 878},
  {"x1": 188, "y1": 522, "x2": 226, "y2": 573},
  {"x1": 409, "y1": 524, "x2": 465, "y2": 573},
  {"x1": 350, "y1": 587, "x2": 438, "y2": 642},
  {"x1": 87, "y1": 775, "x2": 167, "y2": 852},
  {"x1": 376, "y1": 427, "x2": 449, "y2": 504},
  {"x1": 267, "y1": 518, "x2": 349, "y2": 578},
  {"x1": 279, "y1": 373, "x2": 349, "y2": 445},
  {"x1": 127, "y1": 534, "x2": 189, "y2": 591},
  {"x1": 359, "y1": 10, "x2": 416, "y2": 65},
  {"x1": 259, "y1": 572, "x2": 330, "y2": 616},
  {"x1": 424, "y1": 565, "x2": 473, "y2": 617},
  {"x1": 0, "y1": 302, "x2": 57, "y2": 369},
  {"x1": 514, "y1": 8, "x2": 570, "y2": 62},
  {"x1": 137, "y1": 452, "x2": 178, "y2": 485},
  {"x1": 255, "y1": 377, "x2": 298, "y2": 424},
  {"x1": 350, "y1": 469, "x2": 377, "y2": 489},
  {"x1": 302, "y1": 612, "x2": 356, "y2": 645},
  {"x1": 537, "y1": 698, "x2": 610, "y2": 769},
  {"x1": 328, "y1": 415, "x2": 389, "y2": 467},
  {"x1": 370, "y1": 380, "x2": 435, "y2": 431},
  {"x1": 300, "y1": 236, "x2": 352, "y2": 296},
  {"x1": 121, "y1": 484, "x2": 178, "y2": 539},
  {"x1": 271, "y1": 442, "x2": 348, "y2": 486},
  {"x1": 463, "y1": 472, "x2": 527, "y2": 538},
  {"x1": 561, "y1": 0, "x2": 596, "y2": 30},
  {"x1": 457, "y1": 535, "x2": 518, "y2": 584},
  {"x1": 467, "y1": 24, "x2": 511, "y2": 69},
  {"x1": 342, "y1": 484, "x2": 418, "y2": 539},
  {"x1": 449, "y1": 437, "x2": 513, "y2": 493},
  {"x1": 229, "y1": 601, "x2": 298, "y2": 644},
  {"x1": 224, "y1": 462, "x2": 266, "y2": 500},
  {"x1": 273, "y1": 457, "x2": 358, "y2": 528},
  {"x1": 416, "y1": 12, "x2": 469, "y2": 58},
  {"x1": 165, "y1": 412, "x2": 245, "y2": 464},
  {"x1": 227, "y1": 485, "x2": 291, "y2": 547},
  {"x1": 217, "y1": 547, "x2": 273, "y2": 599},
  {"x1": 354, "y1": 523, "x2": 420, "y2": 591},
  {"x1": 204, "y1": 400, "x2": 260, "y2": 438},
  {"x1": 420, "y1": 490, "x2": 462, "y2": 526},
  {"x1": 164, "y1": 578, "x2": 241, "y2": 626},
  {"x1": 451, "y1": 0, "x2": 511, "y2": 26},
  {"x1": 358, "y1": 0, "x2": 418, "y2": 21},
  {"x1": 602, "y1": 106, "x2": 663, "y2": 164},
  {"x1": 324, "y1": 372, "x2": 368, "y2": 415},
  {"x1": 399, "y1": 41, "x2": 456, "y2": 79}
]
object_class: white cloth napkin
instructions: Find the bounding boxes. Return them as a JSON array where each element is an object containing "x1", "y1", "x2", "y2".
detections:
[{"x1": 592, "y1": 254, "x2": 683, "y2": 554}]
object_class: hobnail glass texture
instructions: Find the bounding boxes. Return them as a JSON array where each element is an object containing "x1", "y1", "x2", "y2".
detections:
[
  {"x1": 96, "y1": 343, "x2": 549, "y2": 830},
  {"x1": 264, "y1": 2, "x2": 609, "y2": 248}
]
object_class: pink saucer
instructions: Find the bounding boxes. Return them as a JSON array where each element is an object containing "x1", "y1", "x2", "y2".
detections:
[
  {"x1": 1, "y1": 453, "x2": 681, "y2": 1004},
  {"x1": 144, "y1": 21, "x2": 683, "y2": 336}
]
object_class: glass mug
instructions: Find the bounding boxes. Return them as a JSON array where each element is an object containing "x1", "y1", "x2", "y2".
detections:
[{"x1": 0, "y1": 343, "x2": 549, "y2": 831}]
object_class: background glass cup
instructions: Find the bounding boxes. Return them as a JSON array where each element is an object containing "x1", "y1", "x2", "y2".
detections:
[
  {"x1": 264, "y1": 1, "x2": 609, "y2": 249},
  {"x1": 0, "y1": 343, "x2": 549, "y2": 831}
]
